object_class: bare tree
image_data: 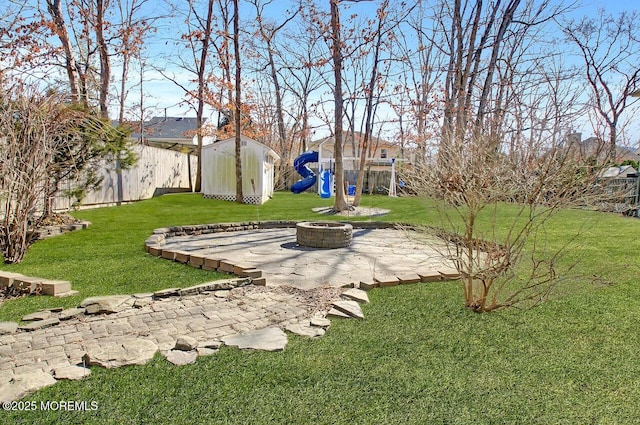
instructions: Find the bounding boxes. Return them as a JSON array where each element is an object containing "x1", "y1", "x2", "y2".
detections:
[
  {"x1": 161, "y1": 0, "x2": 219, "y2": 193},
  {"x1": 249, "y1": 0, "x2": 299, "y2": 188},
  {"x1": 0, "y1": 88, "x2": 56, "y2": 263},
  {"x1": 391, "y1": 0, "x2": 445, "y2": 165},
  {"x1": 563, "y1": 10, "x2": 640, "y2": 160},
  {"x1": 45, "y1": 0, "x2": 86, "y2": 105},
  {"x1": 436, "y1": 0, "x2": 571, "y2": 158},
  {"x1": 401, "y1": 0, "x2": 595, "y2": 312},
  {"x1": 114, "y1": 0, "x2": 156, "y2": 124},
  {"x1": 352, "y1": 0, "x2": 391, "y2": 206},
  {"x1": 277, "y1": 4, "x2": 327, "y2": 172}
]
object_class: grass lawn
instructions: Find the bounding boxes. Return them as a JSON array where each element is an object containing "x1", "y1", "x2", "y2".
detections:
[{"x1": 2, "y1": 192, "x2": 640, "y2": 424}]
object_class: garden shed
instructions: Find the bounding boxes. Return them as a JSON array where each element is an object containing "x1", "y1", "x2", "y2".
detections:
[{"x1": 201, "y1": 135, "x2": 280, "y2": 204}]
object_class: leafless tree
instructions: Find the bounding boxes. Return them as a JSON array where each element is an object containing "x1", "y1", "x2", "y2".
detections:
[
  {"x1": 390, "y1": 0, "x2": 445, "y2": 164},
  {"x1": 279, "y1": 4, "x2": 327, "y2": 158},
  {"x1": 161, "y1": 0, "x2": 219, "y2": 193},
  {"x1": 401, "y1": 0, "x2": 600, "y2": 312},
  {"x1": 563, "y1": 10, "x2": 640, "y2": 160},
  {"x1": 405, "y1": 123, "x2": 599, "y2": 312},
  {"x1": 45, "y1": 0, "x2": 87, "y2": 105},
  {"x1": 248, "y1": 0, "x2": 299, "y2": 188},
  {"x1": 113, "y1": 0, "x2": 157, "y2": 124},
  {"x1": 437, "y1": 0, "x2": 570, "y2": 160}
]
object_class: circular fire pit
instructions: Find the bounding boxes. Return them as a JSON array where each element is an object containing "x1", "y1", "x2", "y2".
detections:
[{"x1": 296, "y1": 222, "x2": 353, "y2": 249}]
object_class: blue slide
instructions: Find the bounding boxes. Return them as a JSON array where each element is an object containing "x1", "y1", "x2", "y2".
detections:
[{"x1": 291, "y1": 151, "x2": 319, "y2": 194}]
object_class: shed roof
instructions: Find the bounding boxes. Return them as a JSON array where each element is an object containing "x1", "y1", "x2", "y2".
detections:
[
  {"x1": 204, "y1": 135, "x2": 280, "y2": 161},
  {"x1": 599, "y1": 165, "x2": 638, "y2": 178}
]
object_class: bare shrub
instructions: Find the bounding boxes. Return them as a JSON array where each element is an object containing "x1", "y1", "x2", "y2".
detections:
[
  {"x1": 0, "y1": 86, "x2": 133, "y2": 263},
  {"x1": 404, "y1": 132, "x2": 606, "y2": 312}
]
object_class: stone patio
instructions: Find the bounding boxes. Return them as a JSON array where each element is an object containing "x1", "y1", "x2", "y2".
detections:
[
  {"x1": 147, "y1": 221, "x2": 458, "y2": 290},
  {"x1": 0, "y1": 221, "x2": 459, "y2": 402}
]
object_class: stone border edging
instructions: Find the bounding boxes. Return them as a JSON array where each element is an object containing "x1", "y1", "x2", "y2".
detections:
[
  {"x1": 0, "y1": 277, "x2": 255, "y2": 337},
  {"x1": 33, "y1": 220, "x2": 91, "y2": 240},
  {"x1": 144, "y1": 220, "x2": 461, "y2": 289},
  {"x1": 0, "y1": 272, "x2": 75, "y2": 297}
]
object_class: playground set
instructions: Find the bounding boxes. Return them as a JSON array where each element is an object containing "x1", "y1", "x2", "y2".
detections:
[{"x1": 290, "y1": 150, "x2": 399, "y2": 198}]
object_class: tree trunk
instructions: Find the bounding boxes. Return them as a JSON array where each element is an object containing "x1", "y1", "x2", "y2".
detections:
[
  {"x1": 46, "y1": 0, "x2": 82, "y2": 105},
  {"x1": 353, "y1": 1, "x2": 386, "y2": 206},
  {"x1": 233, "y1": 0, "x2": 243, "y2": 203},
  {"x1": 330, "y1": 0, "x2": 349, "y2": 212},
  {"x1": 267, "y1": 41, "x2": 288, "y2": 188},
  {"x1": 96, "y1": 0, "x2": 110, "y2": 119},
  {"x1": 194, "y1": 0, "x2": 215, "y2": 193}
]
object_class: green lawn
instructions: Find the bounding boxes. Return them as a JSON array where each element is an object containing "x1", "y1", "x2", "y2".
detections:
[{"x1": 2, "y1": 192, "x2": 640, "y2": 424}]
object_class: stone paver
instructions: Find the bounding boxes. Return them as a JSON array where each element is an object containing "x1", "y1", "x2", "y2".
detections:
[
  {"x1": 330, "y1": 300, "x2": 365, "y2": 319},
  {"x1": 341, "y1": 288, "x2": 370, "y2": 304},
  {"x1": 164, "y1": 350, "x2": 198, "y2": 366},
  {"x1": 0, "y1": 285, "x2": 337, "y2": 401},
  {"x1": 157, "y1": 228, "x2": 454, "y2": 290},
  {"x1": 222, "y1": 326, "x2": 288, "y2": 351},
  {"x1": 53, "y1": 365, "x2": 91, "y2": 381},
  {"x1": 1, "y1": 224, "x2": 459, "y2": 402}
]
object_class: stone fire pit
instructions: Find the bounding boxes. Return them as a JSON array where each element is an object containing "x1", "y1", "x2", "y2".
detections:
[{"x1": 296, "y1": 222, "x2": 353, "y2": 249}]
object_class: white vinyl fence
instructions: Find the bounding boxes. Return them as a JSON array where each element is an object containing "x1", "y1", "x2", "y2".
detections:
[{"x1": 52, "y1": 144, "x2": 196, "y2": 210}]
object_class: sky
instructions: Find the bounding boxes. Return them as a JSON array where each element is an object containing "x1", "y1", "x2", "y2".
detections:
[{"x1": 109, "y1": 0, "x2": 639, "y2": 145}]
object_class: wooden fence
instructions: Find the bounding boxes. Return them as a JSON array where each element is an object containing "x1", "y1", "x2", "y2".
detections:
[
  {"x1": 52, "y1": 144, "x2": 196, "y2": 210},
  {"x1": 598, "y1": 177, "x2": 639, "y2": 203}
]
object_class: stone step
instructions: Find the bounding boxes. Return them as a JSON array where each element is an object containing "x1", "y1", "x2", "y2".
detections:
[
  {"x1": 40, "y1": 280, "x2": 72, "y2": 296},
  {"x1": 233, "y1": 264, "x2": 255, "y2": 275},
  {"x1": 188, "y1": 253, "x2": 206, "y2": 268},
  {"x1": 218, "y1": 260, "x2": 235, "y2": 273},
  {"x1": 358, "y1": 280, "x2": 379, "y2": 291},
  {"x1": 237, "y1": 269, "x2": 262, "y2": 279},
  {"x1": 397, "y1": 272, "x2": 421, "y2": 284},
  {"x1": 147, "y1": 246, "x2": 162, "y2": 256},
  {"x1": 18, "y1": 318, "x2": 60, "y2": 331},
  {"x1": 202, "y1": 257, "x2": 220, "y2": 271},
  {"x1": 374, "y1": 275, "x2": 399, "y2": 287},
  {"x1": 330, "y1": 300, "x2": 364, "y2": 319},
  {"x1": 174, "y1": 251, "x2": 190, "y2": 264},
  {"x1": 416, "y1": 269, "x2": 443, "y2": 282},
  {"x1": 0, "y1": 271, "x2": 25, "y2": 288},
  {"x1": 341, "y1": 288, "x2": 369, "y2": 304}
]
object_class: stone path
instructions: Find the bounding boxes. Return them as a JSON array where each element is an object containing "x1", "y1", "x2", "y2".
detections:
[
  {"x1": 1, "y1": 284, "x2": 349, "y2": 401},
  {"x1": 1, "y1": 221, "x2": 459, "y2": 402}
]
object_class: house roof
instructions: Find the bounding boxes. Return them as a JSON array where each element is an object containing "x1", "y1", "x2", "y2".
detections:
[
  {"x1": 116, "y1": 117, "x2": 212, "y2": 154},
  {"x1": 566, "y1": 135, "x2": 640, "y2": 163},
  {"x1": 309, "y1": 132, "x2": 397, "y2": 150},
  {"x1": 141, "y1": 117, "x2": 203, "y2": 140}
]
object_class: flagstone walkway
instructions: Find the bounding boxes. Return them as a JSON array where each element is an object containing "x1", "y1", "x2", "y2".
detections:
[{"x1": 1, "y1": 221, "x2": 458, "y2": 403}]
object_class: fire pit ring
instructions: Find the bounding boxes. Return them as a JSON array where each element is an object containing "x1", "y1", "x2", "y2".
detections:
[{"x1": 296, "y1": 222, "x2": 353, "y2": 249}]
